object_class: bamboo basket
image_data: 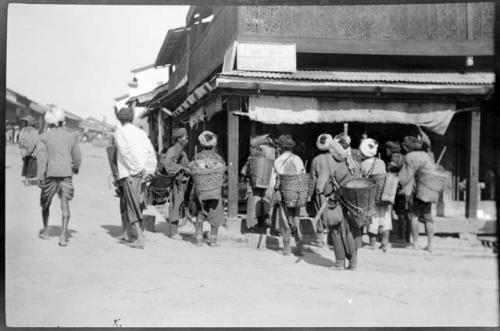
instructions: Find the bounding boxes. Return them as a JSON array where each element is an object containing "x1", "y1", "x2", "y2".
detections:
[
  {"x1": 416, "y1": 168, "x2": 447, "y2": 203},
  {"x1": 340, "y1": 178, "x2": 377, "y2": 228},
  {"x1": 279, "y1": 173, "x2": 310, "y2": 208},
  {"x1": 249, "y1": 156, "x2": 274, "y2": 189},
  {"x1": 190, "y1": 164, "x2": 226, "y2": 200}
]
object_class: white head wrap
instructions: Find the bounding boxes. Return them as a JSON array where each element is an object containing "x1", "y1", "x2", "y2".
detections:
[
  {"x1": 316, "y1": 133, "x2": 333, "y2": 151},
  {"x1": 198, "y1": 130, "x2": 217, "y2": 147},
  {"x1": 45, "y1": 106, "x2": 65, "y2": 125},
  {"x1": 359, "y1": 138, "x2": 378, "y2": 158}
]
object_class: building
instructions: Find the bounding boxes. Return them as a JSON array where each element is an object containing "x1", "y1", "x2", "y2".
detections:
[{"x1": 145, "y1": 4, "x2": 496, "y2": 233}]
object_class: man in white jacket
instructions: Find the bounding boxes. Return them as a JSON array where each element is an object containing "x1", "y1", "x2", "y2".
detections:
[{"x1": 114, "y1": 107, "x2": 157, "y2": 249}]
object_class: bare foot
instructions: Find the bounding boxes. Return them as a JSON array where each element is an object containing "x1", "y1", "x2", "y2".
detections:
[
  {"x1": 423, "y1": 246, "x2": 434, "y2": 253},
  {"x1": 128, "y1": 239, "x2": 144, "y2": 249},
  {"x1": 116, "y1": 234, "x2": 130, "y2": 243},
  {"x1": 39, "y1": 230, "x2": 50, "y2": 240}
]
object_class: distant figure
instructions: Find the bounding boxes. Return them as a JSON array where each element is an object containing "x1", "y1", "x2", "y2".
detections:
[
  {"x1": 114, "y1": 107, "x2": 157, "y2": 249},
  {"x1": 18, "y1": 115, "x2": 40, "y2": 185},
  {"x1": 274, "y1": 134, "x2": 305, "y2": 256},
  {"x1": 35, "y1": 107, "x2": 81, "y2": 247}
]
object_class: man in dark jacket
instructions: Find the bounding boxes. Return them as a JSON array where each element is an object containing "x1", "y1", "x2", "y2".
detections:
[
  {"x1": 18, "y1": 115, "x2": 40, "y2": 185},
  {"x1": 35, "y1": 107, "x2": 81, "y2": 246},
  {"x1": 159, "y1": 127, "x2": 191, "y2": 239}
]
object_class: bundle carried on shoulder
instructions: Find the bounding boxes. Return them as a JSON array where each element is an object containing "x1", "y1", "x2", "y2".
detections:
[
  {"x1": 279, "y1": 173, "x2": 310, "y2": 208},
  {"x1": 416, "y1": 167, "x2": 447, "y2": 203},
  {"x1": 249, "y1": 156, "x2": 274, "y2": 189},
  {"x1": 369, "y1": 173, "x2": 399, "y2": 204},
  {"x1": 190, "y1": 160, "x2": 226, "y2": 200},
  {"x1": 340, "y1": 177, "x2": 377, "y2": 228}
]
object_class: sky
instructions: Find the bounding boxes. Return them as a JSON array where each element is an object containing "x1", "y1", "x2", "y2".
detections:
[{"x1": 6, "y1": 4, "x2": 189, "y2": 125}]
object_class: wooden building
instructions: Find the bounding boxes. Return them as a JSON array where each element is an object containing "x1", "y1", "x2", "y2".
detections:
[{"x1": 146, "y1": 4, "x2": 496, "y2": 233}]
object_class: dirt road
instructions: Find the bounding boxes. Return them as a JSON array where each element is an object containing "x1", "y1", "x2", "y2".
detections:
[{"x1": 5, "y1": 143, "x2": 499, "y2": 327}]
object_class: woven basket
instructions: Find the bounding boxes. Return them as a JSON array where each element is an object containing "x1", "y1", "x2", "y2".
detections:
[
  {"x1": 279, "y1": 173, "x2": 310, "y2": 208},
  {"x1": 249, "y1": 156, "x2": 274, "y2": 189},
  {"x1": 341, "y1": 178, "x2": 377, "y2": 228},
  {"x1": 416, "y1": 168, "x2": 447, "y2": 203},
  {"x1": 190, "y1": 165, "x2": 226, "y2": 200}
]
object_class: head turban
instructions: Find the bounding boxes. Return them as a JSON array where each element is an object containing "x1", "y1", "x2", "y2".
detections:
[
  {"x1": 334, "y1": 133, "x2": 351, "y2": 149},
  {"x1": 402, "y1": 136, "x2": 422, "y2": 153},
  {"x1": 316, "y1": 133, "x2": 333, "y2": 151},
  {"x1": 20, "y1": 115, "x2": 36, "y2": 126},
  {"x1": 198, "y1": 130, "x2": 217, "y2": 147},
  {"x1": 277, "y1": 135, "x2": 295, "y2": 149},
  {"x1": 45, "y1": 107, "x2": 65, "y2": 125},
  {"x1": 359, "y1": 138, "x2": 378, "y2": 158},
  {"x1": 116, "y1": 107, "x2": 134, "y2": 122},
  {"x1": 172, "y1": 127, "x2": 187, "y2": 140},
  {"x1": 384, "y1": 141, "x2": 401, "y2": 154}
]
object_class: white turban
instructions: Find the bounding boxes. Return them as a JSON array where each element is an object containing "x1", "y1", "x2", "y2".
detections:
[
  {"x1": 198, "y1": 130, "x2": 217, "y2": 147},
  {"x1": 359, "y1": 138, "x2": 378, "y2": 158},
  {"x1": 45, "y1": 107, "x2": 65, "y2": 125},
  {"x1": 316, "y1": 133, "x2": 333, "y2": 151}
]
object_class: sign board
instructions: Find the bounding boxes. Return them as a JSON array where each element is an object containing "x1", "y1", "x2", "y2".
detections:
[{"x1": 237, "y1": 42, "x2": 296, "y2": 73}]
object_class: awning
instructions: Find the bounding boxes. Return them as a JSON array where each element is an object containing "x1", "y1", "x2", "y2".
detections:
[
  {"x1": 128, "y1": 83, "x2": 169, "y2": 106},
  {"x1": 249, "y1": 95, "x2": 457, "y2": 135}
]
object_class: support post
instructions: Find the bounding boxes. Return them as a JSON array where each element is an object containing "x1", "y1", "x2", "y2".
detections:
[
  {"x1": 157, "y1": 110, "x2": 163, "y2": 154},
  {"x1": 466, "y1": 108, "x2": 480, "y2": 219},
  {"x1": 227, "y1": 96, "x2": 240, "y2": 219}
]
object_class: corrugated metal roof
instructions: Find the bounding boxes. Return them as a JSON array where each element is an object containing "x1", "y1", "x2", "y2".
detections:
[{"x1": 219, "y1": 70, "x2": 495, "y2": 85}]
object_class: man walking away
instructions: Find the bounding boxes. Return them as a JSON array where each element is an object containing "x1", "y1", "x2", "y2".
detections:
[
  {"x1": 36, "y1": 107, "x2": 81, "y2": 247},
  {"x1": 18, "y1": 115, "x2": 40, "y2": 185},
  {"x1": 114, "y1": 107, "x2": 157, "y2": 249}
]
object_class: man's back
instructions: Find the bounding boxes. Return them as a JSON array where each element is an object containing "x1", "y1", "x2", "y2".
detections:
[{"x1": 37, "y1": 127, "x2": 81, "y2": 178}]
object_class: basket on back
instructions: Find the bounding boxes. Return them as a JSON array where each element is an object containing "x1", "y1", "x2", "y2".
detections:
[
  {"x1": 279, "y1": 173, "x2": 310, "y2": 208},
  {"x1": 190, "y1": 161, "x2": 226, "y2": 200},
  {"x1": 416, "y1": 168, "x2": 447, "y2": 203},
  {"x1": 340, "y1": 178, "x2": 377, "y2": 228},
  {"x1": 369, "y1": 173, "x2": 399, "y2": 204},
  {"x1": 249, "y1": 156, "x2": 274, "y2": 189}
]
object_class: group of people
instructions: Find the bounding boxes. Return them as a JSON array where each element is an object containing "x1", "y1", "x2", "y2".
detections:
[
  {"x1": 242, "y1": 128, "x2": 437, "y2": 270},
  {"x1": 23, "y1": 104, "x2": 437, "y2": 265}
]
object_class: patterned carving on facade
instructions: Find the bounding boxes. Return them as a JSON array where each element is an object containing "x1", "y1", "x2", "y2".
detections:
[{"x1": 239, "y1": 3, "x2": 494, "y2": 41}]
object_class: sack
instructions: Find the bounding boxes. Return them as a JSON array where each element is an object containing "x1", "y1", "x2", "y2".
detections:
[{"x1": 249, "y1": 156, "x2": 274, "y2": 189}]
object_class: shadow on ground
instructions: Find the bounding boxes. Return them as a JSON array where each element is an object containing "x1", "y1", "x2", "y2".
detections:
[{"x1": 41, "y1": 225, "x2": 77, "y2": 238}]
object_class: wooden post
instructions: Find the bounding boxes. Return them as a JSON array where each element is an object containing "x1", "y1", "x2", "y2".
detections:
[
  {"x1": 466, "y1": 108, "x2": 481, "y2": 219},
  {"x1": 343, "y1": 123, "x2": 348, "y2": 135},
  {"x1": 157, "y1": 110, "x2": 163, "y2": 154},
  {"x1": 227, "y1": 96, "x2": 240, "y2": 219}
]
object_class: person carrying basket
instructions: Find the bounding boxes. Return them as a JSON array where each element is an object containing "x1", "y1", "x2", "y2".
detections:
[
  {"x1": 188, "y1": 131, "x2": 226, "y2": 247},
  {"x1": 321, "y1": 133, "x2": 362, "y2": 270},
  {"x1": 274, "y1": 134, "x2": 306, "y2": 256},
  {"x1": 359, "y1": 138, "x2": 393, "y2": 252},
  {"x1": 398, "y1": 135, "x2": 436, "y2": 252},
  {"x1": 240, "y1": 134, "x2": 277, "y2": 233},
  {"x1": 159, "y1": 127, "x2": 192, "y2": 240}
]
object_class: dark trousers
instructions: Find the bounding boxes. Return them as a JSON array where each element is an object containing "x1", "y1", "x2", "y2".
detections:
[{"x1": 330, "y1": 219, "x2": 362, "y2": 265}]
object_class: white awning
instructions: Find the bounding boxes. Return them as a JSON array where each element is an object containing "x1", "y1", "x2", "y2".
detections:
[{"x1": 249, "y1": 95, "x2": 457, "y2": 135}]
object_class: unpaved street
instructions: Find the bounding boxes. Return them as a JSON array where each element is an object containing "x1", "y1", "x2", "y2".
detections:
[{"x1": 5, "y1": 143, "x2": 499, "y2": 327}]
